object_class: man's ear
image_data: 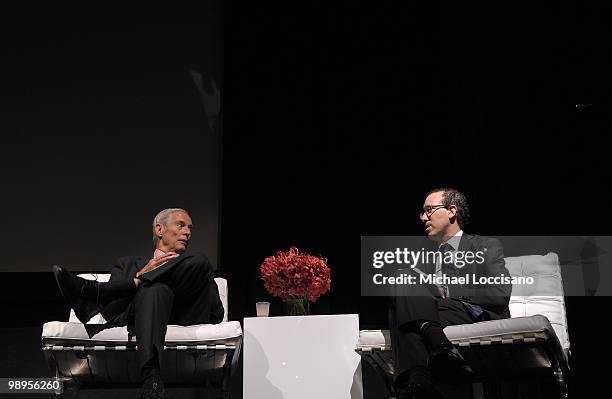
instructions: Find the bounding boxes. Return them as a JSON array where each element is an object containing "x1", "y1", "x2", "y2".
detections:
[
  {"x1": 155, "y1": 223, "x2": 164, "y2": 239},
  {"x1": 448, "y1": 205, "x2": 458, "y2": 224}
]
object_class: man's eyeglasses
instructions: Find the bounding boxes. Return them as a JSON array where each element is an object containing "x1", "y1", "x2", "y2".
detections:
[{"x1": 419, "y1": 204, "x2": 447, "y2": 218}]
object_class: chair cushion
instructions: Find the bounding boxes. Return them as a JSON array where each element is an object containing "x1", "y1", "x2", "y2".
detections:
[
  {"x1": 444, "y1": 315, "x2": 562, "y2": 350},
  {"x1": 357, "y1": 329, "x2": 391, "y2": 350},
  {"x1": 359, "y1": 315, "x2": 556, "y2": 348},
  {"x1": 505, "y1": 252, "x2": 570, "y2": 351},
  {"x1": 358, "y1": 315, "x2": 566, "y2": 363},
  {"x1": 42, "y1": 320, "x2": 242, "y2": 346}
]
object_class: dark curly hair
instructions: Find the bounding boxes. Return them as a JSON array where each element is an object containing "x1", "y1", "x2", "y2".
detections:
[{"x1": 426, "y1": 188, "x2": 471, "y2": 228}]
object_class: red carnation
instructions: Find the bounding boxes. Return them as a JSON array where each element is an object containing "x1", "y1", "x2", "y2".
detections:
[{"x1": 260, "y1": 246, "x2": 331, "y2": 302}]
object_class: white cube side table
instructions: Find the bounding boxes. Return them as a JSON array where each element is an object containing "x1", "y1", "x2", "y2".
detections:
[{"x1": 243, "y1": 314, "x2": 363, "y2": 399}]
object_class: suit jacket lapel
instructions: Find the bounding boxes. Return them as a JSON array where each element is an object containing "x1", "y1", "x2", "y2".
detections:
[
  {"x1": 421, "y1": 240, "x2": 438, "y2": 274},
  {"x1": 419, "y1": 235, "x2": 472, "y2": 274},
  {"x1": 458, "y1": 233, "x2": 477, "y2": 273},
  {"x1": 135, "y1": 257, "x2": 148, "y2": 270},
  {"x1": 128, "y1": 257, "x2": 149, "y2": 279},
  {"x1": 458, "y1": 233, "x2": 473, "y2": 253}
]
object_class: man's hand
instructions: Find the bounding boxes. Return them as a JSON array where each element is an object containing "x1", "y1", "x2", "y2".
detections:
[{"x1": 136, "y1": 252, "x2": 180, "y2": 278}]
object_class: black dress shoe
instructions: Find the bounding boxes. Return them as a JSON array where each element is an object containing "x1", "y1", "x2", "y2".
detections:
[
  {"x1": 52, "y1": 265, "x2": 101, "y2": 324},
  {"x1": 141, "y1": 377, "x2": 165, "y2": 399},
  {"x1": 397, "y1": 382, "x2": 444, "y2": 399},
  {"x1": 428, "y1": 345, "x2": 474, "y2": 384}
]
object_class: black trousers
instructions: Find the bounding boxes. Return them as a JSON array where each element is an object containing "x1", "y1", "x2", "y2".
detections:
[
  {"x1": 102, "y1": 254, "x2": 224, "y2": 373},
  {"x1": 388, "y1": 270, "x2": 502, "y2": 384}
]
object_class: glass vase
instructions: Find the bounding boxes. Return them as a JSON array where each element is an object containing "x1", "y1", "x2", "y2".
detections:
[{"x1": 284, "y1": 297, "x2": 310, "y2": 316}]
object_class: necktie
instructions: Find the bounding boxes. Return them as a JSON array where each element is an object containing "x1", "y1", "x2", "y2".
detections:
[
  {"x1": 437, "y1": 243, "x2": 453, "y2": 298},
  {"x1": 440, "y1": 243, "x2": 455, "y2": 273}
]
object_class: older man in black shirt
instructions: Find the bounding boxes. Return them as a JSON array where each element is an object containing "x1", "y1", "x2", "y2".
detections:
[{"x1": 53, "y1": 208, "x2": 224, "y2": 399}]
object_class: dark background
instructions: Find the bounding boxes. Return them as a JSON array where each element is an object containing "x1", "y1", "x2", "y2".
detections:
[
  {"x1": 1, "y1": 1, "x2": 611, "y2": 397},
  {"x1": 0, "y1": 4, "x2": 223, "y2": 272}
]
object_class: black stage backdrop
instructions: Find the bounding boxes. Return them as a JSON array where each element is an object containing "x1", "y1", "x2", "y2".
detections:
[
  {"x1": 1, "y1": 2, "x2": 610, "y2": 397},
  {"x1": 222, "y1": 2, "x2": 610, "y2": 397}
]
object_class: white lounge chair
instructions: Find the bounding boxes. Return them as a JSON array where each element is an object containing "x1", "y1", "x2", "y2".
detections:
[
  {"x1": 356, "y1": 252, "x2": 570, "y2": 399},
  {"x1": 42, "y1": 276, "x2": 242, "y2": 398}
]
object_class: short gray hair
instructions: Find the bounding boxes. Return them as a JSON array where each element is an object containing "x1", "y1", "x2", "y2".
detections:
[{"x1": 152, "y1": 208, "x2": 188, "y2": 246}]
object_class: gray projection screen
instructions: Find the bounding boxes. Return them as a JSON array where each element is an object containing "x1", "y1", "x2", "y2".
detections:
[{"x1": 1, "y1": 6, "x2": 223, "y2": 272}]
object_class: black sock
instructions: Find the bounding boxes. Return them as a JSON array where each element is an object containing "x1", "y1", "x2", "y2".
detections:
[
  {"x1": 98, "y1": 280, "x2": 138, "y2": 305},
  {"x1": 420, "y1": 321, "x2": 452, "y2": 350}
]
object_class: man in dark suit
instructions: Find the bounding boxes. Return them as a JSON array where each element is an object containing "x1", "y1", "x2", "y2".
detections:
[
  {"x1": 390, "y1": 188, "x2": 511, "y2": 399},
  {"x1": 52, "y1": 208, "x2": 224, "y2": 399}
]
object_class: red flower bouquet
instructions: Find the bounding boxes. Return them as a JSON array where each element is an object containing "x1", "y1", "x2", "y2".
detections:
[{"x1": 260, "y1": 246, "x2": 331, "y2": 314}]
